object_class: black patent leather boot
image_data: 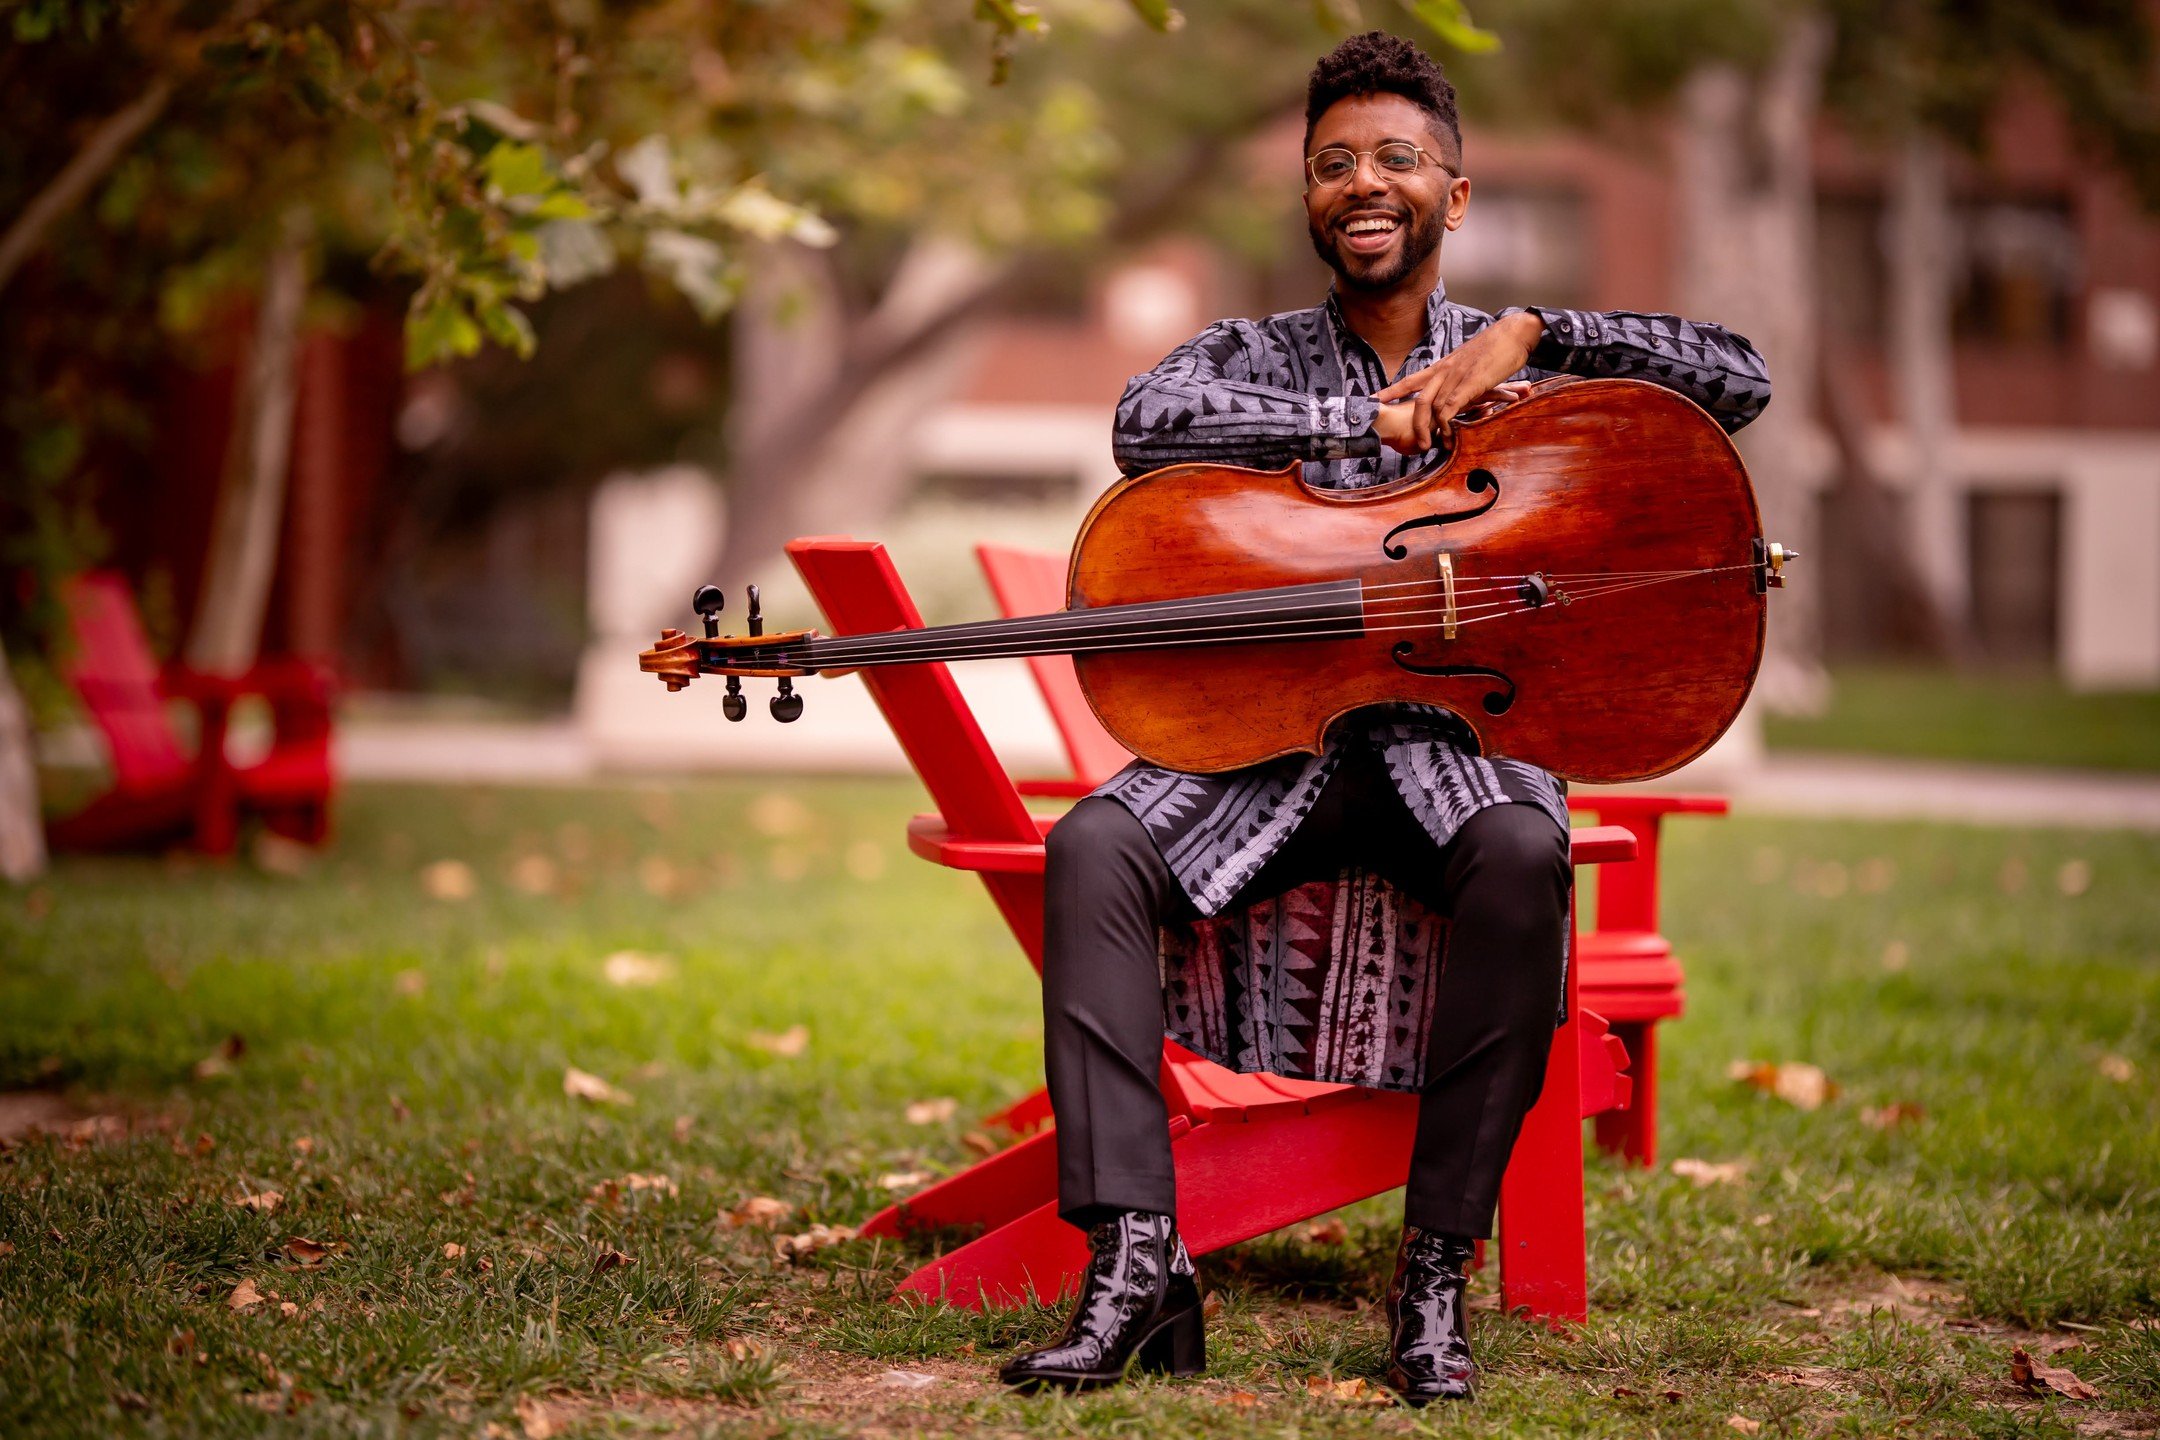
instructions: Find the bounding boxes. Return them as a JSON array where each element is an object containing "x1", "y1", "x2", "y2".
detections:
[
  {"x1": 998, "y1": 1210, "x2": 1205, "y2": 1392},
  {"x1": 1384, "y1": 1227, "x2": 1478, "y2": 1405}
]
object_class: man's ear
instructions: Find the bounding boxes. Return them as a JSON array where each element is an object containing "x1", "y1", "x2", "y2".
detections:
[{"x1": 1444, "y1": 175, "x2": 1471, "y2": 232}]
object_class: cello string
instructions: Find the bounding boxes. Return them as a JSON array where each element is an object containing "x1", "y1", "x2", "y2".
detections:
[
  {"x1": 794, "y1": 569, "x2": 1742, "y2": 669},
  {"x1": 785, "y1": 568, "x2": 1733, "y2": 670},
  {"x1": 791, "y1": 562, "x2": 1762, "y2": 666}
]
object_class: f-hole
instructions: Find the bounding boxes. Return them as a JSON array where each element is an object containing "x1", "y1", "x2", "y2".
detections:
[
  {"x1": 1381, "y1": 468, "x2": 1500, "y2": 560},
  {"x1": 1389, "y1": 642, "x2": 1517, "y2": 715}
]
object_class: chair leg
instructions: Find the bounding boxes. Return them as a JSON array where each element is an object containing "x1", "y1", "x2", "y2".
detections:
[
  {"x1": 1497, "y1": 1009, "x2": 1588, "y2": 1323},
  {"x1": 1593, "y1": 1022, "x2": 1659, "y2": 1168}
]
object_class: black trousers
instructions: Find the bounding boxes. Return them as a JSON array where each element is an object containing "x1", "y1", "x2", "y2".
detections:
[{"x1": 1041, "y1": 739, "x2": 1571, "y2": 1238}]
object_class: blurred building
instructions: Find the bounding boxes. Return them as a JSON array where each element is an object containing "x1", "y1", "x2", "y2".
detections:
[{"x1": 921, "y1": 99, "x2": 2160, "y2": 689}]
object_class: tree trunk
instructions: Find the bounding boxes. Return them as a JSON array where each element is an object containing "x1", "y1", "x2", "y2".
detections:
[
  {"x1": 1674, "y1": 13, "x2": 1834, "y2": 714},
  {"x1": 1885, "y1": 130, "x2": 1968, "y2": 645},
  {"x1": 710, "y1": 235, "x2": 1008, "y2": 589},
  {"x1": 0, "y1": 77, "x2": 174, "y2": 296},
  {"x1": 0, "y1": 639, "x2": 48, "y2": 883},
  {"x1": 186, "y1": 210, "x2": 310, "y2": 673}
]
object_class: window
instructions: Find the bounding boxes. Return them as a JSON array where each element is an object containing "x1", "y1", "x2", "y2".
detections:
[
  {"x1": 1441, "y1": 187, "x2": 1590, "y2": 315},
  {"x1": 1814, "y1": 191, "x2": 2081, "y2": 348}
]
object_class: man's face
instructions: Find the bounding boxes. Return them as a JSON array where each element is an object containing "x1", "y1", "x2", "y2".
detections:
[{"x1": 1303, "y1": 92, "x2": 1468, "y2": 294}]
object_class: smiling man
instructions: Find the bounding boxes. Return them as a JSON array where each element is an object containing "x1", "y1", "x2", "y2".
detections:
[{"x1": 997, "y1": 32, "x2": 1771, "y2": 1405}]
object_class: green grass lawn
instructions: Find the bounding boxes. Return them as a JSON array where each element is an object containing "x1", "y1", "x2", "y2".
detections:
[
  {"x1": 1765, "y1": 665, "x2": 2160, "y2": 771},
  {"x1": 3, "y1": 779, "x2": 2157, "y2": 1438}
]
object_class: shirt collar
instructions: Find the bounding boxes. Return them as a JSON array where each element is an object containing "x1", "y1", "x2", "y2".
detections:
[{"x1": 1322, "y1": 280, "x2": 1452, "y2": 371}]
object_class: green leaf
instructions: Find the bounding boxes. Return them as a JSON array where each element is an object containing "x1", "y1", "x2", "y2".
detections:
[
  {"x1": 1126, "y1": 0, "x2": 1185, "y2": 34},
  {"x1": 484, "y1": 142, "x2": 555, "y2": 199},
  {"x1": 405, "y1": 297, "x2": 484, "y2": 370},
  {"x1": 477, "y1": 301, "x2": 538, "y2": 357},
  {"x1": 1397, "y1": 0, "x2": 1500, "y2": 53},
  {"x1": 530, "y1": 191, "x2": 593, "y2": 221}
]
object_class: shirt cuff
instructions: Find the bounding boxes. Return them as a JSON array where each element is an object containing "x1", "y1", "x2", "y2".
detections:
[
  {"x1": 1309, "y1": 394, "x2": 1381, "y2": 460},
  {"x1": 1517, "y1": 305, "x2": 1606, "y2": 370}
]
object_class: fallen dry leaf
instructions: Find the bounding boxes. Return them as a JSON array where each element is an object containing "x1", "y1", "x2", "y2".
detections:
[
  {"x1": 420, "y1": 859, "x2": 477, "y2": 901},
  {"x1": 231, "y1": 1189, "x2": 285, "y2": 1214},
  {"x1": 1880, "y1": 940, "x2": 1911, "y2": 971},
  {"x1": 392, "y1": 968, "x2": 427, "y2": 998},
  {"x1": 1860, "y1": 1102, "x2": 1926, "y2": 1131},
  {"x1": 228, "y1": 1278, "x2": 266, "y2": 1312},
  {"x1": 746, "y1": 1024, "x2": 809, "y2": 1058},
  {"x1": 279, "y1": 1301, "x2": 299, "y2": 1318},
  {"x1": 515, "y1": 1393, "x2": 556, "y2": 1439},
  {"x1": 1202, "y1": 1291, "x2": 1226, "y2": 1322},
  {"x1": 588, "y1": 1173, "x2": 677, "y2": 1206},
  {"x1": 1217, "y1": 1389, "x2": 1261, "y2": 1408},
  {"x1": 252, "y1": 832, "x2": 313, "y2": 878},
  {"x1": 672, "y1": 1114, "x2": 695, "y2": 1143},
  {"x1": 2011, "y1": 1346, "x2": 2099, "y2": 1400},
  {"x1": 1670, "y1": 1157, "x2": 1748, "y2": 1187},
  {"x1": 878, "y1": 1370, "x2": 938, "y2": 1389},
  {"x1": 774, "y1": 1223, "x2": 856, "y2": 1262},
  {"x1": 443, "y1": 1243, "x2": 465, "y2": 1259},
  {"x1": 602, "y1": 950, "x2": 675, "y2": 987},
  {"x1": 904, "y1": 1097, "x2": 958, "y2": 1125},
  {"x1": 746, "y1": 792, "x2": 812, "y2": 837},
  {"x1": 283, "y1": 1237, "x2": 332, "y2": 1267},
  {"x1": 1297, "y1": 1217, "x2": 1350, "y2": 1245},
  {"x1": 590, "y1": 1247, "x2": 631, "y2": 1275},
  {"x1": 507, "y1": 853, "x2": 558, "y2": 896},
  {"x1": 1997, "y1": 857, "x2": 2029, "y2": 894},
  {"x1": 960, "y1": 1130, "x2": 999, "y2": 1157},
  {"x1": 2056, "y1": 859, "x2": 2092, "y2": 897},
  {"x1": 1728, "y1": 1059, "x2": 1838, "y2": 1110},
  {"x1": 1774, "y1": 1366, "x2": 1836, "y2": 1389},
  {"x1": 1727, "y1": 1416, "x2": 1762, "y2": 1434},
  {"x1": 1304, "y1": 1375, "x2": 1389, "y2": 1406},
  {"x1": 723, "y1": 1196, "x2": 795, "y2": 1229},
  {"x1": 562, "y1": 1066, "x2": 632, "y2": 1106},
  {"x1": 292, "y1": 1136, "x2": 314, "y2": 1156},
  {"x1": 2097, "y1": 1053, "x2": 2137, "y2": 1085},
  {"x1": 725, "y1": 1338, "x2": 768, "y2": 1362},
  {"x1": 878, "y1": 1170, "x2": 932, "y2": 1191}
]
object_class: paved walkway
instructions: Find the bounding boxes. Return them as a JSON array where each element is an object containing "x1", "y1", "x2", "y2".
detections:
[{"x1": 333, "y1": 715, "x2": 2160, "y2": 831}]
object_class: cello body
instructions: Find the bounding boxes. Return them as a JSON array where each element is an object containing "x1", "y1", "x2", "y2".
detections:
[{"x1": 1066, "y1": 377, "x2": 1767, "y2": 783}]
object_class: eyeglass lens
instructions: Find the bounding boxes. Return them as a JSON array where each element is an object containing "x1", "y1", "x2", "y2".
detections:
[{"x1": 1309, "y1": 142, "x2": 1424, "y2": 185}]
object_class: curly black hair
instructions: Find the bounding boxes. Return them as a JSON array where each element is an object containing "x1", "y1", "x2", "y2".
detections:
[{"x1": 1304, "y1": 30, "x2": 1462, "y2": 170}]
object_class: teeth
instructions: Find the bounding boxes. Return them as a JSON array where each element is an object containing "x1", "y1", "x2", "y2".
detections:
[{"x1": 1345, "y1": 217, "x2": 1398, "y2": 235}]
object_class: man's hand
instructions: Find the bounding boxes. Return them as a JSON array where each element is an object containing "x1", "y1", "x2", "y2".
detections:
[{"x1": 1372, "y1": 310, "x2": 1545, "y2": 454}]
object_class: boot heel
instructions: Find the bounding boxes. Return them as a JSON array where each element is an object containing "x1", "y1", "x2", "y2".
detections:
[{"x1": 1136, "y1": 1303, "x2": 1206, "y2": 1378}]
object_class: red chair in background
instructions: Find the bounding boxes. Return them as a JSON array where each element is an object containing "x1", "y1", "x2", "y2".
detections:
[
  {"x1": 790, "y1": 536, "x2": 1638, "y2": 1322},
  {"x1": 48, "y1": 572, "x2": 337, "y2": 857},
  {"x1": 978, "y1": 542, "x2": 1724, "y2": 1168}
]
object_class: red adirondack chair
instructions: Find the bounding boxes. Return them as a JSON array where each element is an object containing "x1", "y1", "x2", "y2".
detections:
[
  {"x1": 977, "y1": 542, "x2": 1725, "y2": 1168},
  {"x1": 48, "y1": 572, "x2": 337, "y2": 857},
  {"x1": 790, "y1": 536, "x2": 1638, "y2": 1322}
]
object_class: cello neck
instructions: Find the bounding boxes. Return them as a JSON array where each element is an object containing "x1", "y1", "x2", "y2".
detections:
[{"x1": 785, "y1": 578, "x2": 1365, "y2": 671}]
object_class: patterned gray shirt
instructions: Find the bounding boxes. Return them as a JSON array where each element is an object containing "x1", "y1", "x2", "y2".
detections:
[{"x1": 1094, "y1": 285, "x2": 1771, "y2": 914}]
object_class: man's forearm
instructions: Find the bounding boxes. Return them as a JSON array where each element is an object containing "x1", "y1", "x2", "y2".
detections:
[{"x1": 1516, "y1": 306, "x2": 1772, "y2": 432}]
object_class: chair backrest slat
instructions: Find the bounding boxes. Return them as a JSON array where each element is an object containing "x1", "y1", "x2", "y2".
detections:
[
  {"x1": 788, "y1": 538, "x2": 1039, "y2": 843},
  {"x1": 975, "y1": 543, "x2": 1135, "y2": 789},
  {"x1": 61, "y1": 573, "x2": 192, "y2": 788}
]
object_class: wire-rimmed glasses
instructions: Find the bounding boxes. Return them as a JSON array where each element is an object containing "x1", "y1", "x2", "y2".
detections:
[{"x1": 1305, "y1": 141, "x2": 1456, "y2": 189}]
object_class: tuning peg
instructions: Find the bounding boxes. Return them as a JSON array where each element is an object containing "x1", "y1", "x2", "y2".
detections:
[
  {"x1": 746, "y1": 584, "x2": 764, "y2": 638},
  {"x1": 693, "y1": 585, "x2": 725, "y2": 638},
  {"x1": 722, "y1": 675, "x2": 747, "y2": 721},
  {"x1": 770, "y1": 676, "x2": 803, "y2": 723}
]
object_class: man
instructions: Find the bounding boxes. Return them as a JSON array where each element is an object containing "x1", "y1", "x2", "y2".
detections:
[{"x1": 998, "y1": 31, "x2": 1769, "y2": 1405}]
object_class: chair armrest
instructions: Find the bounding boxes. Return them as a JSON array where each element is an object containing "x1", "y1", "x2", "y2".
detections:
[
  {"x1": 1015, "y1": 778, "x2": 1096, "y2": 799},
  {"x1": 1566, "y1": 792, "x2": 1729, "y2": 822},
  {"x1": 906, "y1": 813, "x2": 1057, "y2": 874},
  {"x1": 1566, "y1": 825, "x2": 1637, "y2": 867},
  {"x1": 162, "y1": 657, "x2": 338, "y2": 706}
]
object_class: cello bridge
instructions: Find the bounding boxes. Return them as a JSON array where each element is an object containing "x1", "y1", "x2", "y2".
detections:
[{"x1": 1437, "y1": 552, "x2": 1458, "y2": 640}]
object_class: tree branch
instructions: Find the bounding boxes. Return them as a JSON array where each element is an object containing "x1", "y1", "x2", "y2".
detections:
[{"x1": 0, "y1": 77, "x2": 175, "y2": 295}]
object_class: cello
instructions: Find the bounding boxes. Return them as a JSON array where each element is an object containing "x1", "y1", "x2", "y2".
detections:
[{"x1": 639, "y1": 376, "x2": 1796, "y2": 784}]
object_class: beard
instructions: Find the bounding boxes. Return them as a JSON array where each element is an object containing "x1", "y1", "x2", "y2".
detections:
[{"x1": 1308, "y1": 202, "x2": 1444, "y2": 292}]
